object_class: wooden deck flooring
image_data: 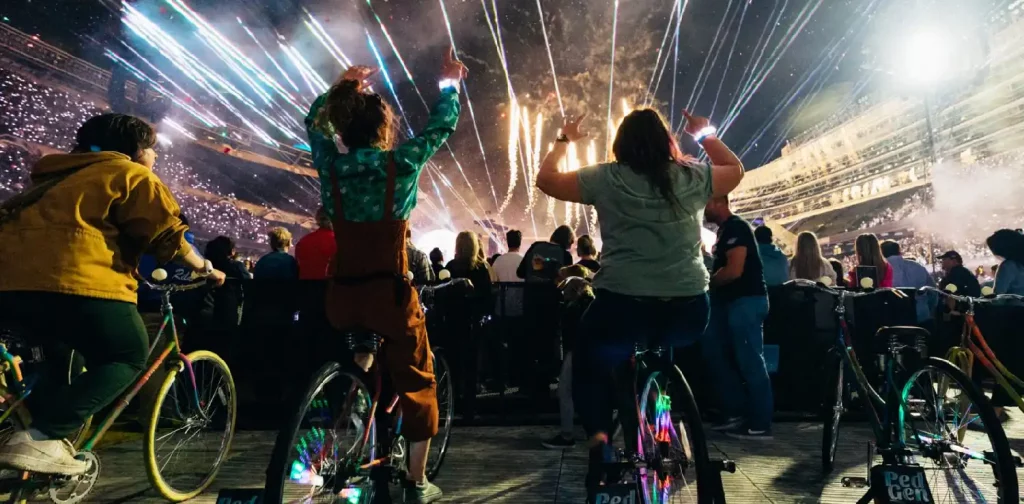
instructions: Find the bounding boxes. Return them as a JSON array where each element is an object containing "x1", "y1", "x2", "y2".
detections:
[{"x1": 7, "y1": 418, "x2": 1024, "y2": 503}]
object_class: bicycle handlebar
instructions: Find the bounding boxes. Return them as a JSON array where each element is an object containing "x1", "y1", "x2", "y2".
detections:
[
  {"x1": 139, "y1": 262, "x2": 215, "y2": 293},
  {"x1": 782, "y1": 278, "x2": 908, "y2": 299},
  {"x1": 919, "y1": 285, "x2": 1024, "y2": 305}
]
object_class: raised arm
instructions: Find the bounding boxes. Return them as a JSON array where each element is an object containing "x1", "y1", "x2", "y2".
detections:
[
  {"x1": 537, "y1": 113, "x2": 588, "y2": 202},
  {"x1": 394, "y1": 48, "x2": 468, "y2": 174},
  {"x1": 681, "y1": 111, "x2": 744, "y2": 197},
  {"x1": 393, "y1": 88, "x2": 461, "y2": 174}
]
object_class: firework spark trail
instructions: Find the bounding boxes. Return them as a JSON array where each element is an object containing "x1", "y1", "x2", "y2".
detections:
[
  {"x1": 305, "y1": 11, "x2": 354, "y2": 68},
  {"x1": 363, "y1": 2, "x2": 428, "y2": 109},
  {"x1": 756, "y1": 75, "x2": 872, "y2": 166},
  {"x1": 365, "y1": 31, "x2": 415, "y2": 137},
  {"x1": 605, "y1": 0, "x2": 620, "y2": 160},
  {"x1": 279, "y1": 44, "x2": 321, "y2": 97},
  {"x1": 669, "y1": 0, "x2": 684, "y2": 126},
  {"x1": 722, "y1": 1, "x2": 811, "y2": 129},
  {"x1": 110, "y1": 44, "x2": 222, "y2": 126},
  {"x1": 687, "y1": 1, "x2": 741, "y2": 120},
  {"x1": 565, "y1": 142, "x2": 578, "y2": 226},
  {"x1": 535, "y1": 0, "x2": 565, "y2": 117},
  {"x1": 286, "y1": 43, "x2": 330, "y2": 92},
  {"x1": 364, "y1": 1, "x2": 490, "y2": 217},
  {"x1": 197, "y1": 36, "x2": 274, "y2": 105},
  {"x1": 726, "y1": 0, "x2": 824, "y2": 121},
  {"x1": 684, "y1": 0, "x2": 735, "y2": 113},
  {"x1": 716, "y1": 0, "x2": 825, "y2": 135},
  {"x1": 518, "y1": 126, "x2": 540, "y2": 237},
  {"x1": 720, "y1": 0, "x2": 786, "y2": 127},
  {"x1": 239, "y1": 21, "x2": 300, "y2": 94},
  {"x1": 427, "y1": 163, "x2": 502, "y2": 244},
  {"x1": 739, "y1": 0, "x2": 880, "y2": 160},
  {"x1": 424, "y1": 169, "x2": 455, "y2": 229},
  {"x1": 484, "y1": 0, "x2": 540, "y2": 229},
  {"x1": 105, "y1": 51, "x2": 216, "y2": 127},
  {"x1": 162, "y1": 118, "x2": 197, "y2": 141},
  {"x1": 707, "y1": 0, "x2": 751, "y2": 122},
  {"x1": 499, "y1": 103, "x2": 520, "y2": 214},
  {"x1": 644, "y1": 0, "x2": 680, "y2": 106},
  {"x1": 438, "y1": 0, "x2": 499, "y2": 210},
  {"x1": 531, "y1": 112, "x2": 543, "y2": 211},
  {"x1": 123, "y1": 5, "x2": 280, "y2": 144},
  {"x1": 164, "y1": 0, "x2": 300, "y2": 111}
]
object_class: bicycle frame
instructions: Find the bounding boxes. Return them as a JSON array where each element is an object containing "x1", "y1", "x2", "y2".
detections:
[
  {"x1": 0, "y1": 290, "x2": 206, "y2": 452},
  {"x1": 947, "y1": 301, "x2": 1024, "y2": 414},
  {"x1": 826, "y1": 288, "x2": 924, "y2": 461}
]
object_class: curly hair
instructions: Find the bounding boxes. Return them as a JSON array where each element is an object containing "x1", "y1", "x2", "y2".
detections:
[{"x1": 315, "y1": 80, "x2": 396, "y2": 150}]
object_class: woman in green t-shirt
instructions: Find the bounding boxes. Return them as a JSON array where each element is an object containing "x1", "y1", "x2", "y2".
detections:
[{"x1": 536, "y1": 107, "x2": 745, "y2": 495}]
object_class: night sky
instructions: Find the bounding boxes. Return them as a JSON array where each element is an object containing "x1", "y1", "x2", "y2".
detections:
[{"x1": 1, "y1": 0, "x2": 1009, "y2": 221}]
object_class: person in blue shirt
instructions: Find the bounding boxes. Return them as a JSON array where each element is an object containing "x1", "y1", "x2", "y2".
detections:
[
  {"x1": 987, "y1": 229, "x2": 1024, "y2": 296},
  {"x1": 753, "y1": 225, "x2": 789, "y2": 287},
  {"x1": 880, "y1": 240, "x2": 936, "y2": 323},
  {"x1": 253, "y1": 227, "x2": 299, "y2": 279}
]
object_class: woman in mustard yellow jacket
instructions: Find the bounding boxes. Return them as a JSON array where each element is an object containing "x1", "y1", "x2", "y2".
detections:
[{"x1": 0, "y1": 114, "x2": 225, "y2": 475}]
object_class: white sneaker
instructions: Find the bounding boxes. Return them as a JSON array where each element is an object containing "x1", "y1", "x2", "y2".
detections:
[{"x1": 0, "y1": 430, "x2": 89, "y2": 475}]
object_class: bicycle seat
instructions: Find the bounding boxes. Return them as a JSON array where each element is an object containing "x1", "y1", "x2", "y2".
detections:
[
  {"x1": 874, "y1": 326, "x2": 930, "y2": 355},
  {"x1": 344, "y1": 329, "x2": 385, "y2": 354}
]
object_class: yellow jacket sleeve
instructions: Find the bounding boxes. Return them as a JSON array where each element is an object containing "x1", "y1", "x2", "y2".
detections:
[{"x1": 115, "y1": 174, "x2": 191, "y2": 265}]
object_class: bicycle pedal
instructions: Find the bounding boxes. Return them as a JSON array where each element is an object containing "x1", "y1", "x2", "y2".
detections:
[
  {"x1": 713, "y1": 459, "x2": 736, "y2": 473},
  {"x1": 842, "y1": 476, "x2": 869, "y2": 488}
]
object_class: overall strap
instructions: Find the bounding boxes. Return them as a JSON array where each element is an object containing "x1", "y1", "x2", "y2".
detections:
[
  {"x1": 383, "y1": 152, "x2": 397, "y2": 222},
  {"x1": 329, "y1": 166, "x2": 346, "y2": 222}
]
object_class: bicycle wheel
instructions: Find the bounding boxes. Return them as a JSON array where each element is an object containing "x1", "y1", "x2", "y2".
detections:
[
  {"x1": 821, "y1": 349, "x2": 844, "y2": 473},
  {"x1": 425, "y1": 348, "x2": 454, "y2": 481},
  {"x1": 900, "y1": 357, "x2": 1018, "y2": 503},
  {"x1": 637, "y1": 361, "x2": 711, "y2": 504},
  {"x1": 144, "y1": 350, "x2": 236, "y2": 502},
  {"x1": 264, "y1": 362, "x2": 376, "y2": 504}
]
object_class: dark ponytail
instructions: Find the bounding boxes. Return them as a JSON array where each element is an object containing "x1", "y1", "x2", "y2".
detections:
[
  {"x1": 612, "y1": 109, "x2": 690, "y2": 212},
  {"x1": 316, "y1": 80, "x2": 395, "y2": 150}
]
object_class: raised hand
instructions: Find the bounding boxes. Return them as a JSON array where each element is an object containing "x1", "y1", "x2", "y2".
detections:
[
  {"x1": 440, "y1": 47, "x2": 468, "y2": 82},
  {"x1": 340, "y1": 65, "x2": 379, "y2": 90},
  {"x1": 562, "y1": 112, "x2": 589, "y2": 142},
  {"x1": 682, "y1": 110, "x2": 712, "y2": 138}
]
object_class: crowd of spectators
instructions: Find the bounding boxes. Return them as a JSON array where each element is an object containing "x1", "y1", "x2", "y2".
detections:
[{"x1": 0, "y1": 66, "x2": 308, "y2": 248}]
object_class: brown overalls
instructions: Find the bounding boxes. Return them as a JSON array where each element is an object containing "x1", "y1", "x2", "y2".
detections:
[{"x1": 324, "y1": 153, "x2": 438, "y2": 442}]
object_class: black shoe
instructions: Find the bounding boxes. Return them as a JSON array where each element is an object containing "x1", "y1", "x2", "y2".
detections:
[{"x1": 541, "y1": 434, "x2": 575, "y2": 449}]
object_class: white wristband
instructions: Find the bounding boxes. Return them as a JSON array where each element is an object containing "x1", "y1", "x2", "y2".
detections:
[
  {"x1": 439, "y1": 79, "x2": 460, "y2": 93},
  {"x1": 694, "y1": 126, "x2": 717, "y2": 143}
]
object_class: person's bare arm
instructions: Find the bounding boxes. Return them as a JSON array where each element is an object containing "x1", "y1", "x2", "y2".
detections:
[
  {"x1": 537, "y1": 113, "x2": 588, "y2": 202},
  {"x1": 710, "y1": 246, "x2": 747, "y2": 288},
  {"x1": 681, "y1": 110, "x2": 744, "y2": 197}
]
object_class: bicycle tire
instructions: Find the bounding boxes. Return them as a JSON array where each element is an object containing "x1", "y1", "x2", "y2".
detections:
[
  {"x1": 900, "y1": 356, "x2": 1018, "y2": 503},
  {"x1": 636, "y1": 360, "x2": 711, "y2": 504},
  {"x1": 144, "y1": 350, "x2": 236, "y2": 502},
  {"x1": 425, "y1": 348, "x2": 453, "y2": 481},
  {"x1": 264, "y1": 361, "x2": 375, "y2": 504},
  {"x1": 821, "y1": 349, "x2": 843, "y2": 473}
]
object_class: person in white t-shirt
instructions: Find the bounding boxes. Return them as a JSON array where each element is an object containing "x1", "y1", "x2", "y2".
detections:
[{"x1": 492, "y1": 230, "x2": 525, "y2": 282}]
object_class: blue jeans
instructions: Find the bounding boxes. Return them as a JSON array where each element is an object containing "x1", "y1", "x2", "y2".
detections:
[
  {"x1": 702, "y1": 295, "x2": 773, "y2": 431},
  {"x1": 573, "y1": 289, "x2": 710, "y2": 438}
]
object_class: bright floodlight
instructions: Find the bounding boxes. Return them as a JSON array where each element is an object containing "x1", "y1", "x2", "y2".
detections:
[{"x1": 900, "y1": 30, "x2": 952, "y2": 87}]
